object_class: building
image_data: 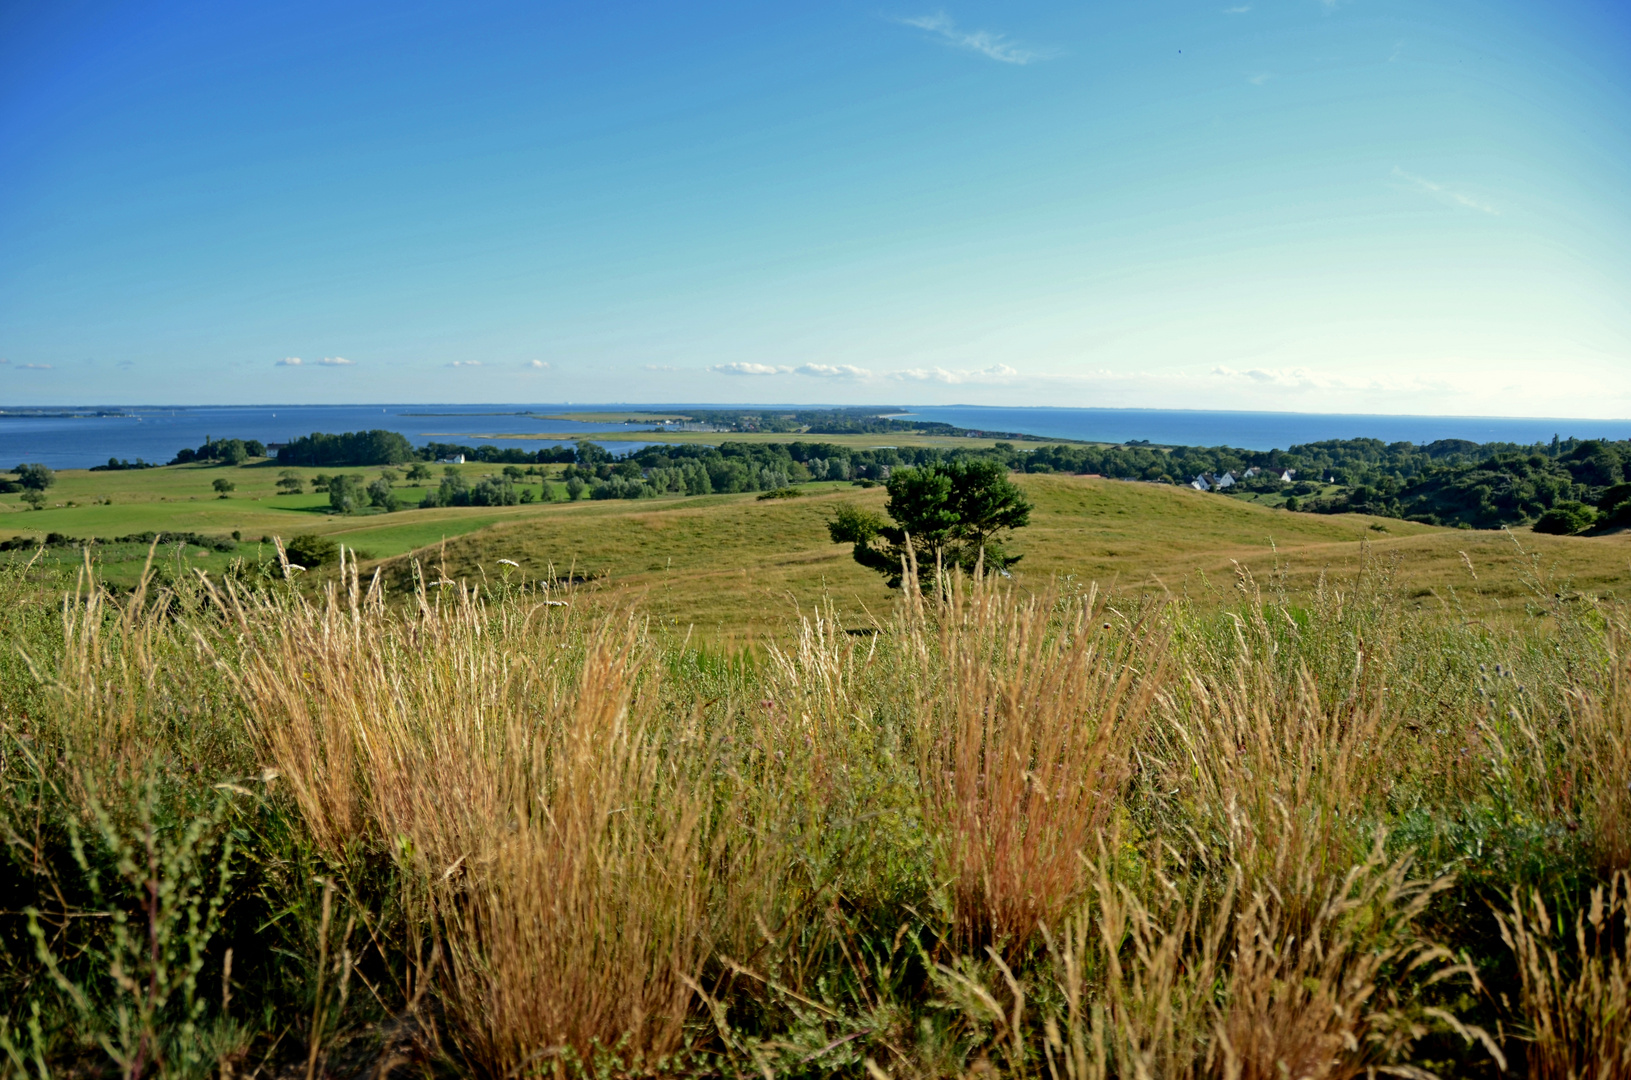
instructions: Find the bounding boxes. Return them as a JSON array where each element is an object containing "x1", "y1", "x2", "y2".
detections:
[{"x1": 438, "y1": 453, "x2": 465, "y2": 465}]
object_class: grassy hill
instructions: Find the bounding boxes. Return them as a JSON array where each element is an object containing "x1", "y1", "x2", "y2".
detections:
[
  {"x1": 369, "y1": 475, "x2": 1631, "y2": 638},
  {"x1": 6, "y1": 464, "x2": 1627, "y2": 632}
]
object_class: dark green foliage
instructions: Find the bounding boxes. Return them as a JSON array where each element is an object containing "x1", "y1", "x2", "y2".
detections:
[
  {"x1": 327, "y1": 474, "x2": 369, "y2": 513},
  {"x1": 276, "y1": 430, "x2": 416, "y2": 468},
  {"x1": 1599, "y1": 499, "x2": 1631, "y2": 531},
  {"x1": 419, "y1": 474, "x2": 518, "y2": 507},
  {"x1": 0, "y1": 531, "x2": 237, "y2": 553},
  {"x1": 1596, "y1": 483, "x2": 1631, "y2": 511},
  {"x1": 831, "y1": 458, "x2": 1032, "y2": 587},
  {"x1": 283, "y1": 533, "x2": 338, "y2": 566},
  {"x1": 1533, "y1": 502, "x2": 1597, "y2": 535},
  {"x1": 366, "y1": 476, "x2": 398, "y2": 511},
  {"x1": 169, "y1": 438, "x2": 266, "y2": 466},
  {"x1": 417, "y1": 442, "x2": 576, "y2": 464},
  {"x1": 89, "y1": 457, "x2": 158, "y2": 472},
  {"x1": 13, "y1": 463, "x2": 54, "y2": 490}
]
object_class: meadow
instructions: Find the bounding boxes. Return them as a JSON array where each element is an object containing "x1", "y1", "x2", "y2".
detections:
[
  {"x1": 5, "y1": 462, "x2": 1628, "y2": 631},
  {"x1": 6, "y1": 460, "x2": 1631, "y2": 1080},
  {"x1": 3, "y1": 530, "x2": 1631, "y2": 1079}
]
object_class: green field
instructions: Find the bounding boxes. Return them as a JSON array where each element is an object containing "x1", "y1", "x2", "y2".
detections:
[
  {"x1": 9, "y1": 462, "x2": 1631, "y2": 1077},
  {"x1": 7, "y1": 463, "x2": 1628, "y2": 630},
  {"x1": 368, "y1": 474, "x2": 1631, "y2": 636},
  {"x1": 0, "y1": 460, "x2": 570, "y2": 582}
]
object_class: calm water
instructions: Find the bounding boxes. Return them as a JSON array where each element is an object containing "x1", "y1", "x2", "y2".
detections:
[
  {"x1": 4, "y1": 403, "x2": 1629, "y2": 470},
  {"x1": 0, "y1": 405, "x2": 662, "y2": 470},
  {"x1": 902, "y1": 406, "x2": 1631, "y2": 452}
]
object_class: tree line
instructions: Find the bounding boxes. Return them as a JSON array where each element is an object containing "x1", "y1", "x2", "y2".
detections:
[{"x1": 139, "y1": 427, "x2": 1631, "y2": 534}]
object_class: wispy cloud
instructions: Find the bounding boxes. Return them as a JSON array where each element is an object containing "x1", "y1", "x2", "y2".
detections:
[
  {"x1": 317, "y1": 356, "x2": 354, "y2": 366},
  {"x1": 892, "y1": 363, "x2": 1018, "y2": 385},
  {"x1": 1208, "y1": 364, "x2": 1455, "y2": 394},
  {"x1": 1247, "y1": 71, "x2": 1272, "y2": 85},
  {"x1": 894, "y1": 13, "x2": 1049, "y2": 65},
  {"x1": 1392, "y1": 167, "x2": 1499, "y2": 215},
  {"x1": 643, "y1": 364, "x2": 681, "y2": 372},
  {"x1": 448, "y1": 360, "x2": 483, "y2": 368},
  {"x1": 712, "y1": 362, "x2": 791, "y2": 376},
  {"x1": 276, "y1": 357, "x2": 303, "y2": 366},
  {"x1": 1223, "y1": 5, "x2": 1251, "y2": 12},
  {"x1": 794, "y1": 363, "x2": 872, "y2": 379},
  {"x1": 527, "y1": 360, "x2": 549, "y2": 369},
  {"x1": 16, "y1": 363, "x2": 52, "y2": 371}
]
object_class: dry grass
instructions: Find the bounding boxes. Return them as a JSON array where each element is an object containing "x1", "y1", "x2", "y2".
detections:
[
  {"x1": 9, "y1": 532, "x2": 1631, "y2": 1078},
  {"x1": 1498, "y1": 873, "x2": 1631, "y2": 1079},
  {"x1": 213, "y1": 554, "x2": 711, "y2": 1070},
  {"x1": 901, "y1": 576, "x2": 1158, "y2": 952}
]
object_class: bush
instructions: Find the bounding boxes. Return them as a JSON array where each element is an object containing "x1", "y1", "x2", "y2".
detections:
[
  {"x1": 1597, "y1": 497, "x2": 1631, "y2": 531},
  {"x1": 14, "y1": 462, "x2": 54, "y2": 490},
  {"x1": 283, "y1": 533, "x2": 338, "y2": 567},
  {"x1": 1533, "y1": 501, "x2": 1597, "y2": 535},
  {"x1": 366, "y1": 476, "x2": 398, "y2": 512}
]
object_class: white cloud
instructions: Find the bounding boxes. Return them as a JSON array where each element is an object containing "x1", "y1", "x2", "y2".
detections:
[
  {"x1": 894, "y1": 13, "x2": 1048, "y2": 65},
  {"x1": 528, "y1": 360, "x2": 549, "y2": 369},
  {"x1": 1247, "y1": 72, "x2": 1272, "y2": 85},
  {"x1": 1207, "y1": 364, "x2": 1456, "y2": 395},
  {"x1": 16, "y1": 363, "x2": 52, "y2": 370},
  {"x1": 794, "y1": 363, "x2": 872, "y2": 379},
  {"x1": 1392, "y1": 167, "x2": 1499, "y2": 215},
  {"x1": 448, "y1": 360, "x2": 483, "y2": 368},
  {"x1": 1223, "y1": 4, "x2": 1251, "y2": 12},
  {"x1": 643, "y1": 364, "x2": 681, "y2": 372},
  {"x1": 711, "y1": 362, "x2": 792, "y2": 375},
  {"x1": 891, "y1": 363, "x2": 1018, "y2": 384},
  {"x1": 317, "y1": 356, "x2": 354, "y2": 366},
  {"x1": 276, "y1": 357, "x2": 303, "y2": 366}
]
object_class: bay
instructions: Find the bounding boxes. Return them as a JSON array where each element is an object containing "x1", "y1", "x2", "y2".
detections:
[{"x1": 3, "y1": 402, "x2": 1628, "y2": 471}]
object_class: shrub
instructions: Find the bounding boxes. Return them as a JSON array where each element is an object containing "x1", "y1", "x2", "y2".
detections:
[
  {"x1": 1533, "y1": 501, "x2": 1597, "y2": 534},
  {"x1": 282, "y1": 533, "x2": 337, "y2": 567}
]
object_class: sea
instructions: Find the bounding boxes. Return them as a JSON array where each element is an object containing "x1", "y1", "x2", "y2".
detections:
[{"x1": 3, "y1": 403, "x2": 1629, "y2": 471}]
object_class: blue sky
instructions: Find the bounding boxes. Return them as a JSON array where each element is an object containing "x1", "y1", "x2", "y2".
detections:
[{"x1": 2, "y1": 0, "x2": 1628, "y2": 414}]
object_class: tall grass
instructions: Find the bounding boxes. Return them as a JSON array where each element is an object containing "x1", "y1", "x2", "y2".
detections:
[{"x1": 1, "y1": 547, "x2": 1629, "y2": 1077}]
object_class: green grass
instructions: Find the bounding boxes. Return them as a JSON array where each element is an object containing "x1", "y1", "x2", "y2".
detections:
[
  {"x1": 9, "y1": 464, "x2": 1630, "y2": 625},
  {"x1": 4, "y1": 537, "x2": 1630, "y2": 1078},
  {"x1": 368, "y1": 474, "x2": 1631, "y2": 637},
  {"x1": 0, "y1": 461, "x2": 578, "y2": 584}
]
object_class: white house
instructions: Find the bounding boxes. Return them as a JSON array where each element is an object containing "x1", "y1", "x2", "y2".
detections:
[
  {"x1": 1191, "y1": 474, "x2": 1211, "y2": 491},
  {"x1": 1214, "y1": 471, "x2": 1236, "y2": 489},
  {"x1": 438, "y1": 453, "x2": 465, "y2": 465},
  {"x1": 1280, "y1": 469, "x2": 1296, "y2": 482}
]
